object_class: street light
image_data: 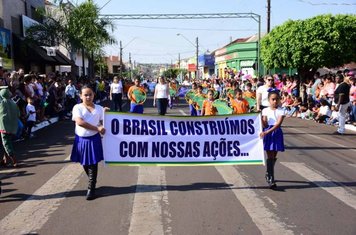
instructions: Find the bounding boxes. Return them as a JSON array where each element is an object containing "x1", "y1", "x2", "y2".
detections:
[{"x1": 177, "y1": 33, "x2": 199, "y2": 79}]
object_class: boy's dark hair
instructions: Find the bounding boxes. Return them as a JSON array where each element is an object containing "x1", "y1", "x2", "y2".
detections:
[{"x1": 235, "y1": 88, "x2": 242, "y2": 93}]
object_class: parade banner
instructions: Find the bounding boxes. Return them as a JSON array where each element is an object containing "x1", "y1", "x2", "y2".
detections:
[{"x1": 103, "y1": 113, "x2": 264, "y2": 166}]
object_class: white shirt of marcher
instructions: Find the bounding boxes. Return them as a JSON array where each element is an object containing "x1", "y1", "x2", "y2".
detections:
[
  {"x1": 110, "y1": 81, "x2": 123, "y2": 94},
  {"x1": 262, "y1": 107, "x2": 287, "y2": 126},
  {"x1": 26, "y1": 104, "x2": 36, "y2": 122},
  {"x1": 155, "y1": 83, "x2": 169, "y2": 98},
  {"x1": 257, "y1": 85, "x2": 270, "y2": 107},
  {"x1": 72, "y1": 104, "x2": 104, "y2": 137}
]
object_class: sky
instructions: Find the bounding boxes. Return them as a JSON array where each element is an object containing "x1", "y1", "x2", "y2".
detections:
[{"x1": 76, "y1": 0, "x2": 355, "y2": 64}]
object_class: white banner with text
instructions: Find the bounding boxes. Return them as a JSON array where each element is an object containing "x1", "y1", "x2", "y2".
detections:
[{"x1": 103, "y1": 112, "x2": 264, "y2": 166}]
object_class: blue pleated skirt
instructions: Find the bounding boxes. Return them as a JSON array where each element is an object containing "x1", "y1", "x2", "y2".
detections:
[
  {"x1": 71, "y1": 133, "x2": 104, "y2": 165},
  {"x1": 263, "y1": 125, "x2": 285, "y2": 152}
]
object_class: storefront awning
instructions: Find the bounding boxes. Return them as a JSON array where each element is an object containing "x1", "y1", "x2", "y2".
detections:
[{"x1": 13, "y1": 34, "x2": 72, "y2": 66}]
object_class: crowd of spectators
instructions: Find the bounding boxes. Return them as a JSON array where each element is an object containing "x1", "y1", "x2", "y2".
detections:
[{"x1": 0, "y1": 66, "x2": 120, "y2": 141}]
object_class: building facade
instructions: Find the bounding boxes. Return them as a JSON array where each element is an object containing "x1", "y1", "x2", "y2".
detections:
[{"x1": 0, "y1": 0, "x2": 75, "y2": 74}]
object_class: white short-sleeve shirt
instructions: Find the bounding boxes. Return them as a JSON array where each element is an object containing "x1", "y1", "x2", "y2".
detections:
[
  {"x1": 256, "y1": 85, "x2": 270, "y2": 107},
  {"x1": 262, "y1": 107, "x2": 286, "y2": 125},
  {"x1": 155, "y1": 83, "x2": 169, "y2": 98},
  {"x1": 72, "y1": 103, "x2": 104, "y2": 137},
  {"x1": 110, "y1": 81, "x2": 123, "y2": 94}
]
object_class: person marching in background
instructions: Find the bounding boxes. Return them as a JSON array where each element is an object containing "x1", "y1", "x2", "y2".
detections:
[
  {"x1": 127, "y1": 78, "x2": 145, "y2": 114},
  {"x1": 201, "y1": 89, "x2": 217, "y2": 116},
  {"x1": 194, "y1": 85, "x2": 206, "y2": 116},
  {"x1": 230, "y1": 88, "x2": 250, "y2": 114},
  {"x1": 153, "y1": 77, "x2": 170, "y2": 115},
  {"x1": 256, "y1": 75, "x2": 275, "y2": 112},
  {"x1": 109, "y1": 76, "x2": 123, "y2": 112},
  {"x1": 189, "y1": 82, "x2": 198, "y2": 116},
  {"x1": 71, "y1": 85, "x2": 106, "y2": 200},
  {"x1": 260, "y1": 89, "x2": 286, "y2": 189}
]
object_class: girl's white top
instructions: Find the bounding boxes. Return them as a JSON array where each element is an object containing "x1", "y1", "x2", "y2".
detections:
[
  {"x1": 72, "y1": 103, "x2": 104, "y2": 137},
  {"x1": 110, "y1": 81, "x2": 123, "y2": 94},
  {"x1": 155, "y1": 83, "x2": 169, "y2": 98},
  {"x1": 262, "y1": 107, "x2": 286, "y2": 126}
]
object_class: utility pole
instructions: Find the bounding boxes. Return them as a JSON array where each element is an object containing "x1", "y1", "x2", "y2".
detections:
[
  {"x1": 178, "y1": 53, "x2": 181, "y2": 70},
  {"x1": 129, "y1": 52, "x2": 132, "y2": 80},
  {"x1": 267, "y1": 0, "x2": 271, "y2": 33},
  {"x1": 120, "y1": 40, "x2": 123, "y2": 77},
  {"x1": 178, "y1": 53, "x2": 182, "y2": 83},
  {"x1": 196, "y1": 37, "x2": 199, "y2": 80}
]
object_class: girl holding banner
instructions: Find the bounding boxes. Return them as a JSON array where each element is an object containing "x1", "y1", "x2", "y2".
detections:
[
  {"x1": 260, "y1": 89, "x2": 286, "y2": 189},
  {"x1": 71, "y1": 85, "x2": 106, "y2": 200}
]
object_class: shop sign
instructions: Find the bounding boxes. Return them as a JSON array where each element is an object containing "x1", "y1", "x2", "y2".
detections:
[
  {"x1": 240, "y1": 60, "x2": 255, "y2": 67},
  {"x1": 188, "y1": 64, "x2": 196, "y2": 71}
]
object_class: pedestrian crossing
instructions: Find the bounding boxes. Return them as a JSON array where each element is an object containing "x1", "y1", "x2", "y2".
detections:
[
  {"x1": 0, "y1": 164, "x2": 83, "y2": 235},
  {"x1": 1, "y1": 160, "x2": 355, "y2": 235},
  {"x1": 281, "y1": 162, "x2": 356, "y2": 210}
]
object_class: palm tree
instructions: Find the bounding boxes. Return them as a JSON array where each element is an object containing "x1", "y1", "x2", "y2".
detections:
[{"x1": 26, "y1": 0, "x2": 116, "y2": 77}]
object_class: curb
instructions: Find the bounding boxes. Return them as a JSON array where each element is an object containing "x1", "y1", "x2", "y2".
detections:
[
  {"x1": 345, "y1": 124, "x2": 356, "y2": 132},
  {"x1": 32, "y1": 117, "x2": 59, "y2": 133}
]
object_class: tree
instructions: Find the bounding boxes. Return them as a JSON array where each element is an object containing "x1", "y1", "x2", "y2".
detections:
[
  {"x1": 26, "y1": 0, "x2": 115, "y2": 77},
  {"x1": 261, "y1": 14, "x2": 356, "y2": 79},
  {"x1": 162, "y1": 68, "x2": 181, "y2": 79}
]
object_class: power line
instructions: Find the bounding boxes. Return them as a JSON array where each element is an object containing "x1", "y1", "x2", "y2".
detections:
[
  {"x1": 297, "y1": 0, "x2": 356, "y2": 5},
  {"x1": 131, "y1": 50, "x2": 195, "y2": 57},
  {"x1": 114, "y1": 23, "x2": 256, "y2": 32}
]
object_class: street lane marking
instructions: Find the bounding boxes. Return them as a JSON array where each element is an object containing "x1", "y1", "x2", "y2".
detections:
[
  {"x1": 287, "y1": 127, "x2": 356, "y2": 153},
  {"x1": 179, "y1": 109, "x2": 187, "y2": 116},
  {"x1": 349, "y1": 164, "x2": 356, "y2": 168},
  {"x1": 129, "y1": 166, "x2": 168, "y2": 235},
  {"x1": 0, "y1": 164, "x2": 83, "y2": 235},
  {"x1": 281, "y1": 162, "x2": 356, "y2": 210},
  {"x1": 215, "y1": 166, "x2": 294, "y2": 234}
]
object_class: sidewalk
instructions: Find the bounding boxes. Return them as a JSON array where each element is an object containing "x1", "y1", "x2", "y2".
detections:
[{"x1": 345, "y1": 124, "x2": 356, "y2": 132}]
